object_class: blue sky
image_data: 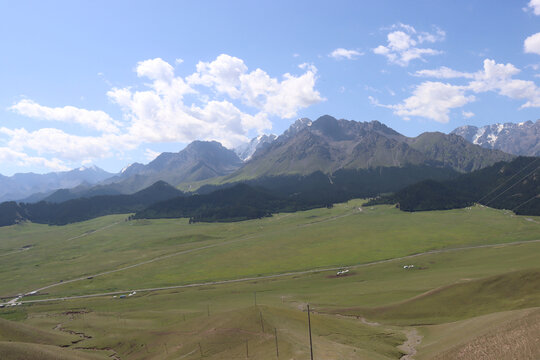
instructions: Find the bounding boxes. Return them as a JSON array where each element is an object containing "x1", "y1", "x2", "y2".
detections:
[{"x1": 1, "y1": 0, "x2": 540, "y2": 175}]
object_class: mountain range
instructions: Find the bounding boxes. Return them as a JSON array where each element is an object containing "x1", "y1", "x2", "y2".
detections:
[
  {"x1": 0, "y1": 115, "x2": 528, "y2": 205},
  {"x1": 42, "y1": 141, "x2": 243, "y2": 202},
  {"x1": 0, "y1": 115, "x2": 538, "y2": 226},
  {"x1": 226, "y1": 115, "x2": 513, "y2": 180},
  {"x1": 0, "y1": 166, "x2": 113, "y2": 203},
  {"x1": 451, "y1": 120, "x2": 540, "y2": 156}
]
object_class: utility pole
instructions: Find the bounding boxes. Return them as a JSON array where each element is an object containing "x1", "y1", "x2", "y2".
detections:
[
  {"x1": 307, "y1": 304, "x2": 314, "y2": 360},
  {"x1": 259, "y1": 311, "x2": 265, "y2": 333},
  {"x1": 274, "y1": 328, "x2": 279, "y2": 358}
]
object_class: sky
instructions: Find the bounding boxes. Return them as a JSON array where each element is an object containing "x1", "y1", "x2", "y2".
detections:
[{"x1": 1, "y1": 0, "x2": 540, "y2": 175}]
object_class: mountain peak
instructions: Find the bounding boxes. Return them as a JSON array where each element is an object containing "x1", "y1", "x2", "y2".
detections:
[
  {"x1": 235, "y1": 134, "x2": 277, "y2": 161},
  {"x1": 451, "y1": 120, "x2": 540, "y2": 156},
  {"x1": 281, "y1": 117, "x2": 313, "y2": 139},
  {"x1": 228, "y1": 115, "x2": 514, "y2": 179}
]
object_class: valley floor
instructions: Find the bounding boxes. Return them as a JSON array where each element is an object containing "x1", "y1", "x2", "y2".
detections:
[{"x1": 0, "y1": 201, "x2": 538, "y2": 359}]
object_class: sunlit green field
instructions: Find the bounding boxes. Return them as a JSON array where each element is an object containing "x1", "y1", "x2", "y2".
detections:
[{"x1": 0, "y1": 201, "x2": 538, "y2": 359}]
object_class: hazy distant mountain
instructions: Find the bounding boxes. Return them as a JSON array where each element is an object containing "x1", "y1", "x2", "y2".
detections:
[
  {"x1": 229, "y1": 115, "x2": 513, "y2": 180},
  {"x1": 235, "y1": 134, "x2": 277, "y2": 161},
  {"x1": 451, "y1": 120, "x2": 540, "y2": 156},
  {"x1": 71, "y1": 140, "x2": 243, "y2": 196},
  {"x1": 0, "y1": 166, "x2": 114, "y2": 203}
]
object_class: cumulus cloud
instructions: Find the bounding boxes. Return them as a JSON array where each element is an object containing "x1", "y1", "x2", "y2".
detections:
[
  {"x1": 374, "y1": 59, "x2": 540, "y2": 122},
  {"x1": 10, "y1": 99, "x2": 121, "y2": 133},
  {"x1": 526, "y1": 0, "x2": 540, "y2": 15},
  {"x1": 136, "y1": 58, "x2": 175, "y2": 81},
  {"x1": 0, "y1": 147, "x2": 69, "y2": 172},
  {"x1": 373, "y1": 23, "x2": 445, "y2": 66},
  {"x1": 187, "y1": 54, "x2": 247, "y2": 98},
  {"x1": 524, "y1": 32, "x2": 540, "y2": 55},
  {"x1": 3, "y1": 54, "x2": 323, "y2": 169},
  {"x1": 186, "y1": 54, "x2": 323, "y2": 118},
  {"x1": 370, "y1": 82, "x2": 474, "y2": 123},
  {"x1": 0, "y1": 127, "x2": 129, "y2": 161},
  {"x1": 329, "y1": 48, "x2": 363, "y2": 60},
  {"x1": 469, "y1": 59, "x2": 540, "y2": 108}
]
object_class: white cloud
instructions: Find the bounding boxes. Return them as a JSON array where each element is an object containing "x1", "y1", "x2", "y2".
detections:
[
  {"x1": 187, "y1": 54, "x2": 247, "y2": 98},
  {"x1": 136, "y1": 58, "x2": 175, "y2": 81},
  {"x1": 262, "y1": 69, "x2": 323, "y2": 118},
  {"x1": 187, "y1": 54, "x2": 323, "y2": 118},
  {"x1": 526, "y1": 0, "x2": 540, "y2": 15},
  {"x1": 373, "y1": 23, "x2": 445, "y2": 66},
  {"x1": 329, "y1": 48, "x2": 363, "y2": 60},
  {"x1": 524, "y1": 32, "x2": 540, "y2": 55},
  {"x1": 9, "y1": 99, "x2": 120, "y2": 133},
  {"x1": 374, "y1": 59, "x2": 540, "y2": 123},
  {"x1": 0, "y1": 127, "x2": 139, "y2": 165},
  {"x1": 3, "y1": 54, "x2": 323, "y2": 169},
  {"x1": 469, "y1": 59, "x2": 540, "y2": 108},
  {"x1": 370, "y1": 81, "x2": 474, "y2": 123},
  {"x1": 144, "y1": 148, "x2": 161, "y2": 161},
  {"x1": 412, "y1": 66, "x2": 475, "y2": 79},
  {"x1": 462, "y1": 111, "x2": 475, "y2": 119},
  {"x1": 0, "y1": 147, "x2": 69, "y2": 172}
]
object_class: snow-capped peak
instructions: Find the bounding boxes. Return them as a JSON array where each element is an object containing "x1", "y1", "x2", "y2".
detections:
[
  {"x1": 234, "y1": 134, "x2": 277, "y2": 161},
  {"x1": 451, "y1": 120, "x2": 540, "y2": 156},
  {"x1": 121, "y1": 163, "x2": 133, "y2": 173}
]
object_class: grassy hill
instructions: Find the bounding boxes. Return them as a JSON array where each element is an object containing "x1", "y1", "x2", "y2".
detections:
[
  {"x1": 367, "y1": 156, "x2": 540, "y2": 215},
  {"x1": 328, "y1": 269, "x2": 540, "y2": 325}
]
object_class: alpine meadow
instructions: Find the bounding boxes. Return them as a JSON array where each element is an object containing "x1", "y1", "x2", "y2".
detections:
[{"x1": 1, "y1": 1, "x2": 539, "y2": 359}]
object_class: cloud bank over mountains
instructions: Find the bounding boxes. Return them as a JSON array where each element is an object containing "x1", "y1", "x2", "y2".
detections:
[
  {"x1": 3, "y1": 4, "x2": 540, "y2": 175},
  {"x1": 371, "y1": 59, "x2": 540, "y2": 123},
  {"x1": 3, "y1": 54, "x2": 323, "y2": 171}
]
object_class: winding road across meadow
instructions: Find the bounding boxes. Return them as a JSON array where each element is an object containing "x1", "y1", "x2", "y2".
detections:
[{"x1": 5, "y1": 237, "x2": 540, "y2": 306}]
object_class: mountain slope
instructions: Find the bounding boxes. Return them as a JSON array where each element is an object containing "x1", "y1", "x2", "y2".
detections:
[
  {"x1": 407, "y1": 132, "x2": 513, "y2": 172},
  {"x1": 367, "y1": 156, "x2": 540, "y2": 215},
  {"x1": 228, "y1": 115, "x2": 513, "y2": 180},
  {"x1": 451, "y1": 120, "x2": 540, "y2": 156}
]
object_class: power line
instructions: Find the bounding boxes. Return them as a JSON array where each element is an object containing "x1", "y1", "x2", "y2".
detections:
[
  {"x1": 476, "y1": 158, "x2": 539, "y2": 204},
  {"x1": 511, "y1": 194, "x2": 540, "y2": 213},
  {"x1": 483, "y1": 165, "x2": 540, "y2": 207}
]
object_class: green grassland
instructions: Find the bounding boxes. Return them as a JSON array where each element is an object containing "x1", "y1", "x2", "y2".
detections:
[{"x1": 0, "y1": 201, "x2": 539, "y2": 359}]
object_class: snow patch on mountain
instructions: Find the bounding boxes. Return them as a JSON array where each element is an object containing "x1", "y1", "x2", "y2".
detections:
[
  {"x1": 235, "y1": 134, "x2": 277, "y2": 161},
  {"x1": 451, "y1": 120, "x2": 540, "y2": 156}
]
